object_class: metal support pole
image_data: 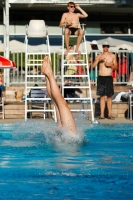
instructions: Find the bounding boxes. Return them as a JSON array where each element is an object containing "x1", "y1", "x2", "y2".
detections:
[
  {"x1": 3, "y1": 0, "x2": 10, "y2": 86},
  {"x1": 3, "y1": 6, "x2": 6, "y2": 57},
  {"x1": 3, "y1": 5, "x2": 6, "y2": 86}
]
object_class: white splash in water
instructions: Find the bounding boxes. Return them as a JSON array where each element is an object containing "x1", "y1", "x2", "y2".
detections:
[{"x1": 1, "y1": 118, "x2": 86, "y2": 148}]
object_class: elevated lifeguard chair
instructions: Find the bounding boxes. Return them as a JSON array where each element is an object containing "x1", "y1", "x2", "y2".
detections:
[
  {"x1": 25, "y1": 20, "x2": 56, "y2": 121},
  {"x1": 61, "y1": 24, "x2": 95, "y2": 122}
]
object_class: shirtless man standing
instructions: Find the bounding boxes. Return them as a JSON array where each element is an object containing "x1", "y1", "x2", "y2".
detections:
[
  {"x1": 59, "y1": 1, "x2": 88, "y2": 55},
  {"x1": 92, "y1": 41, "x2": 118, "y2": 120},
  {"x1": 42, "y1": 56, "x2": 76, "y2": 134}
]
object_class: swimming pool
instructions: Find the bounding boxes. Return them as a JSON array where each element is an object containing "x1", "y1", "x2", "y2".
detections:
[{"x1": 0, "y1": 120, "x2": 133, "y2": 199}]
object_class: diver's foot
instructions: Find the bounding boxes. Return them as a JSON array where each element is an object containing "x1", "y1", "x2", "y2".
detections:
[
  {"x1": 75, "y1": 49, "x2": 81, "y2": 55},
  {"x1": 42, "y1": 56, "x2": 53, "y2": 75}
]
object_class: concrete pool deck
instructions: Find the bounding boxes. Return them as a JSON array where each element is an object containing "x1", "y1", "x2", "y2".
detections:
[{"x1": 0, "y1": 117, "x2": 132, "y2": 125}]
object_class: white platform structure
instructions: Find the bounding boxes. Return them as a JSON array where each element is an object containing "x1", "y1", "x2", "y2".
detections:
[
  {"x1": 25, "y1": 20, "x2": 56, "y2": 121},
  {"x1": 61, "y1": 24, "x2": 95, "y2": 122}
]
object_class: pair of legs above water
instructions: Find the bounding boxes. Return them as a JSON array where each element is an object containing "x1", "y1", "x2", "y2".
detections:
[{"x1": 42, "y1": 56, "x2": 76, "y2": 134}]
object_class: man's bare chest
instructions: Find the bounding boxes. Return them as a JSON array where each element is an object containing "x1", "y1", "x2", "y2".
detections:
[
  {"x1": 101, "y1": 54, "x2": 113, "y2": 63},
  {"x1": 66, "y1": 14, "x2": 78, "y2": 21}
]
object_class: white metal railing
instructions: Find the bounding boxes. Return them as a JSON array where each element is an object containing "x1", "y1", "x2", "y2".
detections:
[
  {"x1": 9, "y1": 50, "x2": 133, "y2": 86},
  {"x1": 9, "y1": 52, "x2": 60, "y2": 85}
]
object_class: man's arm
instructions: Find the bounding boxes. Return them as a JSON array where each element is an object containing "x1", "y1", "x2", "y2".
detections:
[
  {"x1": 92, "y1": 55, "x2": 101, "y2": 68},
  {"x1": 104, "y1": 54, "x2": 118, "y2": 70},
  {"x1": 59, "y1": 13, "x2": 67, "y2": 28},
  {"x1": 112, "y1": 54, "x2": 118, "y2": 70},
  {"x1": 76, "y1": 4, "x2": 88, "y2": 18}
]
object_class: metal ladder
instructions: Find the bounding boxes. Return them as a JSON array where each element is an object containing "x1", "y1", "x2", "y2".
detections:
[
  {"x1": 61, "y1": 24, "x2": 95, "y2": 122},
  {"x1": 25, "y1": 20, "x2": 56, "y2": 121}
]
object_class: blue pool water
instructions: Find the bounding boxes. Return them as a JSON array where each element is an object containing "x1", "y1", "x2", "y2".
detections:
[{"x1": 0, "y1": 120, "x2": 133, "y2": 199}]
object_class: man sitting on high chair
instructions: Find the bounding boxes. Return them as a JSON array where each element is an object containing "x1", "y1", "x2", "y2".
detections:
[{"x1": 59, "y1": 1, "x2": 88, "y2": 55}]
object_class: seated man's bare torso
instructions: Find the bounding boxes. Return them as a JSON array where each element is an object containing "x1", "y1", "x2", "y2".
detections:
[{"x1": 64, "y1": 13, "x2": 79, "y2": 27}]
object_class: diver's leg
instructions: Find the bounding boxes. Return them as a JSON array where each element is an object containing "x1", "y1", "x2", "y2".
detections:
[
  {"x1": 45, "y1": 77, "x2": 62, "y2": 127},
  {"x1": 42, "y1": 56, "x2": 76, "y2": 134}
]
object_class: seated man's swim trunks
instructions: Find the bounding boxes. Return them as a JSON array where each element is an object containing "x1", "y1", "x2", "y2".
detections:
[
  {"x1": 69, "y1": 28, "x2": 79, "y2": 35},
  {"x1": 97, "y1": 76, "x2": 114, "y2": 97}
]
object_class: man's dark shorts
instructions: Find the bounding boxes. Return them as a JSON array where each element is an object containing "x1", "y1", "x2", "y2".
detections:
[
  {"x1": 97, "y1": 76, "x2": 114, "y2": 97},
  {"x1": 69, "y1": 28, "x2": 79, "y2": 35}
]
